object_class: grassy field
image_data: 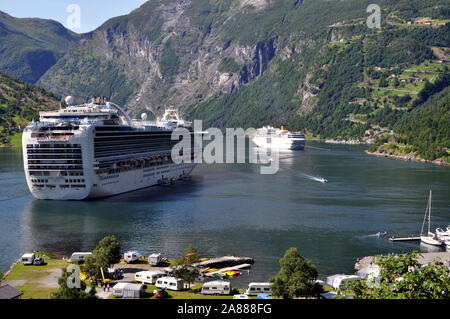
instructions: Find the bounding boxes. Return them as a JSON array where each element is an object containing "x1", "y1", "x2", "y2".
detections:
[
  {"x1": 8, "y1": 132, "x2": 22, "y2": 146},
  {"x1": 3, "y1": 252, "x2": 66, "y2": 299},
  {"x1": 3, "y1": 254, "x2": 256, "y2": 299}
]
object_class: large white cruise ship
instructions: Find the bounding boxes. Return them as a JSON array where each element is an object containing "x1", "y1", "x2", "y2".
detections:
[
  {"x1": 22, "y1": 96, "x2": 200, "y2": 200},
  {"x1": 252, "y1": 126, "x2": 306, "y2": 150}
]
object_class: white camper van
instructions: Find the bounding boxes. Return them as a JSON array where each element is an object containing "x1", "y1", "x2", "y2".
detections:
[
  {"x1": 326, "y1": 274, "x2": 360, "y2": 290},
  {"x1": 135, "y1": 270, "x2": 167, "y2": 284},
  {"x1": 21, "y1": 253, "x2": 35, "y2": 265},
  {"x1": 148, "y1": 253, "x2": 162, "y2": 266},
  {"x1": 155, "y1": 277, "x2": 184, "y2": 291},
  {"x1": 124, "y1": 251, "x2": 141, "y2": 263},
  {"x1": 246, "y1": 283, "x2": 272, "y2": 296},
  {"x1": 70, "y1": 252, "x2": 92, "y2": 264},
  {"x1": 201, "y1": 281, "x2": 232, "y2": 295}
]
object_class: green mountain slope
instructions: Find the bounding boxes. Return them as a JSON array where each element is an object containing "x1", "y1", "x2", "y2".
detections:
[
  {"x1": 19, "y1": 0, "x2": 450, "y2": 161},
  {"x1": 369, "y1": 86, "x2": 450, "y2": 163},
  {"x1": 0, "y1": 10, "x2": 79, "y2": 83},
  {"x1": 0, "y1": 72, "x2": 60, "y2": 146}
]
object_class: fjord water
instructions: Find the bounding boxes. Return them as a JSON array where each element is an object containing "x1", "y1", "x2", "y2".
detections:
[{"x1": 0, "y1": 142, "x2": 448, "y2": 287}]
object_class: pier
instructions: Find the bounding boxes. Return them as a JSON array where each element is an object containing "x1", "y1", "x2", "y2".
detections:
[
  {"x1": 194, "y1": 256, "x2": 254, "y2": 268},
  {"x1": 388, "y1": 236, "x2": 421, "y2": 242},
  {"x1": 204, "y1": 264, "x2": 253, "y2": 277}
]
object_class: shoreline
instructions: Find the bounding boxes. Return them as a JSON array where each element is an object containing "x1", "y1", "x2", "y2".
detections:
[
  {"x1": 324, "y1": 139, "x2": 366, "y2": 145},
  {"x1": 365, "y1": 150, "x2": 450, "y2": 167}
]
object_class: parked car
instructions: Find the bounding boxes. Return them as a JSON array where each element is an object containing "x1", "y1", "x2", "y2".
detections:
[
  {"x1": 155, "y1": 289, "x2": 168, "y2": 299},
  {"x1": 233, "y1": 294, "x2": 250, "y2": 299},
  {"x1": 33, "y1": 257, "x2": 44, "y2": 265}
]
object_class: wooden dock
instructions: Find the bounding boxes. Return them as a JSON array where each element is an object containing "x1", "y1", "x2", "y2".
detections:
[
  {"x1": 389, "y1": 236, "x2": 421, "y2": 242},
  {"x1": 194, "y1": 256, "x2": 254, "y2": 268},
  {"x1": 204, "y1": 263, "x2": 253, "y2": 277}
]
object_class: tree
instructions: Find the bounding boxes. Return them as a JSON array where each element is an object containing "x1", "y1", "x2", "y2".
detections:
[
  {"x1": 346, "y1": 252, "x2": 450, "y2": 299},
  {"x1": 379, "y1": 77, "x2": 388, "y2": 87},
  {"x1": 93, "y1": 235, "x2": 122, "y2": 267},
  {"x1": 171, "y1": 246, "x2": 201, "y2": 289},
  {"x1": 83, "y1": 235, "x2": 121, "y2": 281},
  {"x1": 51, "y1": 267, "x2": 97, "y2": 299},
  {"x1": 269, "y1": 248, "x2": 323, "y2": 298}
]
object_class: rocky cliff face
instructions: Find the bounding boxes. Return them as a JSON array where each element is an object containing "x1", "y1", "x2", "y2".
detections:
[
  {"x1": 33, "y1": 0, "x2": 449, "y2": 147},
  {"x1": 37, "y1": 0, "x2": 287, "y2": 117}
]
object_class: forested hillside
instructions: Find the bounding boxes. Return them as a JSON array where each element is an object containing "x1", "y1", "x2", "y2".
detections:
[
  {"x1": 369, "y1": 86, "x2": 450, "y2": 163},
  {"x1": 0, "y1": 72, "x2": 60, "y2": 146}
]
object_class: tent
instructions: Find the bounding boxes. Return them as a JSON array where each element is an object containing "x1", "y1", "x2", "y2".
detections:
[{"x1": 113, "y1": 283, "x2": 145, "y2": 298}]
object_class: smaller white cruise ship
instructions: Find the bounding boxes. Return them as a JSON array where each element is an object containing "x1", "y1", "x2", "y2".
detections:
[{"x1": 252, "y1": 126, "x2": 306, "y2": 150}]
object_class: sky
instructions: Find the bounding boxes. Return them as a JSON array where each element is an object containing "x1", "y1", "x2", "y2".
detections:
[{"x1": 0, "y1": 0, "x2": 149, "y2": 33}]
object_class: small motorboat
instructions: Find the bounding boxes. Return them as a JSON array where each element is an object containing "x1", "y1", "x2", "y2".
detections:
[
  {"x1": 436, "y1": 226, "x2": 450, "y2": 238},
  {"x1": 170, "y1": 178, "x2": 177, "y2": 184},
  {"x1": 319, "y1": 178, "x2": 328, "y2": 183},
  {"x1": 224, "y1": 270, "x2": 240, "y2": 278},
  {"x1": 421, "y1": 233, "x2": 444, "y2": 246},
  {"x1": 158, "y1": 178, "x2": 170, "y2": 186},
  {"x1": 444, "y1": 240, "x2": 450, "y2": 251}
]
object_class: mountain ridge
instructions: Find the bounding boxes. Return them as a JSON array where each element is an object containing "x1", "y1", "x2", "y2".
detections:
[
  {"x1": 0, "y1": 10, "x2": 80, "y2": 83},
  {"x1": 0, "y1": 1, "x2": 448, "y2": 163}
]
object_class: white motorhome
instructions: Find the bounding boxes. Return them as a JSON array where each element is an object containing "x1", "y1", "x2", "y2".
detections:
[
  {"x1": 326, "y1": 274, "x2": 360, "y2": 290},
  {"x1": 135, "y1": 270, "x2": 167, "y2": 284},
  {"x1": 148, "y1": 253, "x2": 162, "y2": 266},
  {"x1": 246, "y1": 283, "x2": 272, "y2": 296},
  {"x1": 70, "y1": 252, "x2": 92, "y2": 264},
  {"x1": 124, "y1": 251, "x2": 141, "y2": 263},
  {"x1": 201, "y1": 281, "x2": 232, "y2": 295},
  {"x1": 21, "y1": 253, "x2": 35, "y2": 265},
  {"x1": 155, "y1": 277, "x2": 184, "y2": 291}
]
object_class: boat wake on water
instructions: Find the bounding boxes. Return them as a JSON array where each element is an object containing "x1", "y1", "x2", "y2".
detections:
[
  {"x1": 298, "y1": 173, "x2": 328, "y2": 183},
  {"x1": 360, "y1": 232, "x2": 388, "y2": 239},
  {"x1": 278, "y1": 167, "x2": 328, "y2": 183}
]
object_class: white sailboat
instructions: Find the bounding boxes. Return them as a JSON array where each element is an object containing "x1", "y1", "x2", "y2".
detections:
[{"x1": 420, "y1": 190, "x2": 444, "y2": 247}]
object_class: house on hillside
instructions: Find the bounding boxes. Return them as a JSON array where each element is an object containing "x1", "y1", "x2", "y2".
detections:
[{"x1": 414, "y1": 18, "x2": 432, "y2": 25}]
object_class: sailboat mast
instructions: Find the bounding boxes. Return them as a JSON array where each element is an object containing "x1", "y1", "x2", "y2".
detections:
[
  {"x1": 421, "y1": 195, "x2": 428, "y2": 236},
  {"x1": 428, "y1": 190, "x2": 432, "y2": 235}
]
